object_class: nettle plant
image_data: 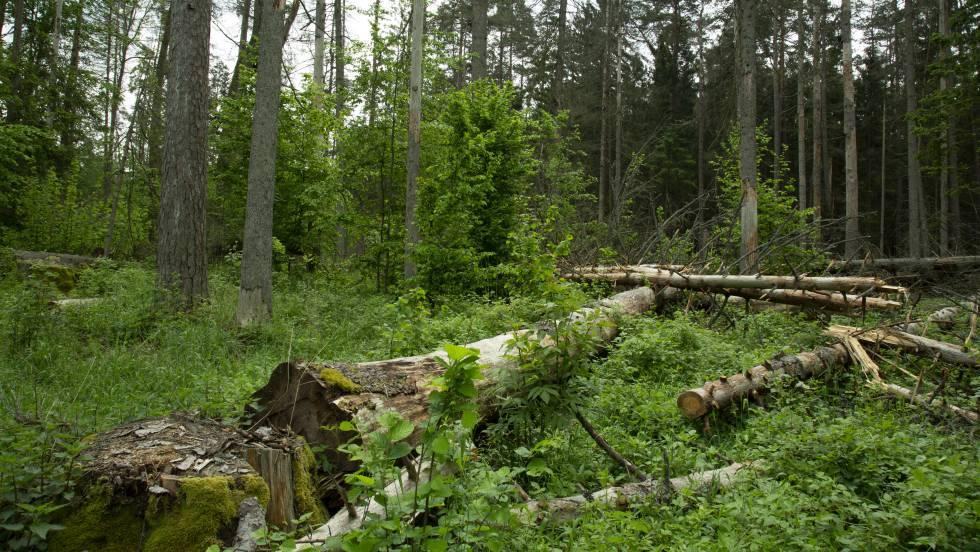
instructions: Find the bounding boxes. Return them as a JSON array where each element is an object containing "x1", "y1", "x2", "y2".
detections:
[{"x1": 327, "y1": 345, "x2": 519, "y2": 551}]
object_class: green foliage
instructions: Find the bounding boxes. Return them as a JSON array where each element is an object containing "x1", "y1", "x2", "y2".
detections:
[{"x1": 711, "y1": 124, "x2": 824, "y2": 272}]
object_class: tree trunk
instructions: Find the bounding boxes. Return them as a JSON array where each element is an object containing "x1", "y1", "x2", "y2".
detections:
[
  {"x1": 60, "y1": 0, "x2": 84, "y2": 156},
  {"x1": 843, "y1": 0, "x2": 860, "y2": 258},
  {"x1": 148, "y1": 5, "x2": 171, "y2": 176},
  {"x1": 313, "y1": 0, "x2": 325, "y2": 86},
  {"x1": 904, "y1": 0, "x2": 924, "y2": 258},
  {"x1": 695, "y1": 4, "x2": 706, "y2": 245},
  {"x1": 404, "y1": 0, "x2": 423, "y2": 279},
  {"x1": 157, "y1": 0, "x2": 209, "y2": 305},
  {"x1": 825, "y1": 325, "x2": 977, "y2": 367},
  {"x1": 736, "y1": 0, "x2": 759, "y2": 274},
  {"x1": 46, "y1": 0, "x2": 65, "y2": 128},
  {"x1": 246, "y1": 287, "x2": 657, "y2": 474},
  {"x1": 772, "y1": 12, "x2": 785, "y2": 182},
  {"x1": 228, "y1": 0, "x2": 252, "y2": 95},
  {"x1": 598, "y1": 0, "x2": 610, "y2": 224},
  {"x1": 810, "y1": 0, "x2": 824, "y2": 240},
  {"x1": 831, "y1": 255, "x2": 980, "y2": 272},
  {"x1": 334, "y1": 0, "x2": 345, "y2": 115},
  {"x1": 880, "y1": 96, "x2": 887, "y2": 253},
  {"x1": 471, "y1": 0, "x2": 487, "y2": 80},
  {"x1": 562, "y1": 267, "x2": 900, "y2": 293},
  {"x1": 612, "y1": 0, "x2": 623, "y2": 228},
  {"x1": 7, "y1": 0, "x2": 25, "y2": 122},
  {"x1": 938, "y1": 0, "x2": 950, "y2": 253},
  {"x1": 552, "y1": 0, "x2": 568, "y2": 110},
  {"x1": 874, "y1": 381, "x2": 977, "y2": 423},
  {"x1": 678, "y1": 344, "x2": 850, "y2": 417},
  {"x1": 796, "y1": 9, "x2": 807, "y2": 211},
  {"x1": 236, "y1": 0, "x2": 287, "y2": 324}
]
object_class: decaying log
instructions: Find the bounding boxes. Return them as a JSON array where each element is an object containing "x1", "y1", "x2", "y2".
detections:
[
  {"x1": 14, "y1": 249, "x2": 99, "y2": 267},
  {"x1": 899, "y1": 306, "x2": 959, "y2": 335},
  {"x1": 50, "y1": 414, "x2": 322, "y2": 551},
  {"x1": 676, "y1": 344, "x2": 851, "y2": 418},
  {"x1": 563, "y1": 266, "x2": 903, "y2": 294},
  {"x1": 825, "y1": 325, "x2": 977, "y2": 367},
  {"x1": 830, "y1": 255, "x2": 980, "y2": 272},
  {"x1": 49, "y1": 297, "x2": 101, "y2": 308},
  {"x1": 297, "y1": 460, "x2": 433, "y2": 547},
  {"x1": 246, "y1": 287, "x2": 657, "y2": 473},
  {"x1": 232, "y1": 497, "x2": 267, "y2": 552},
  {"x1": 716, "y1": 288, "x2": 901, "y2": 313},
  {"x1": 872, "y1": 381, "x2": 978, "y2": 423},
  {"x1": 520, "y1": 461, "x2": 761, "y2": 522}
]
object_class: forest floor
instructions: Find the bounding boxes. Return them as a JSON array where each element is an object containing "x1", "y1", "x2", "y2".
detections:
[{"x1": 1, "y1": 261, "x2": 977, "y2": 550}]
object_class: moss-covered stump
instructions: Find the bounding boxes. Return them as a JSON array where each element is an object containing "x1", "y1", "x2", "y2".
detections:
[{"x1": 49, "y1": 414, "x2": 325, "y2": 552}]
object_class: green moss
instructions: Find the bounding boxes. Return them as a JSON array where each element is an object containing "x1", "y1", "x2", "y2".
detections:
[
  {"x1": 143, "y1": 475, "x2": 272, "y2": 552},
  {"x1": 292, "y1": 444, "x2": 327, "y2": 525},
  {"x1": 29, "y1": 262, "x2": 78, "y2": 292},
  {"x1": 48, "y1": 487, "x2": 142, "y2": 552},
  {"x1": 320, "y1": 367, "x2": 362, "y2": 393}
]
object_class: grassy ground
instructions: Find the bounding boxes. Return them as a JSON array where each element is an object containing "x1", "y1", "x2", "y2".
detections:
[{"x1": 1, "y1": 262, "x2": 977, "y2": 550}]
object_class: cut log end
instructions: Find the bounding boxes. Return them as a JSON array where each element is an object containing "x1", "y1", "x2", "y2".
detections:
[{"x1": 677, "y1": 391, "x2": 709, "y2": 418}]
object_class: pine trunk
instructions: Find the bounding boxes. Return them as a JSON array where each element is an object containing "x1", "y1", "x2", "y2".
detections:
[
  {"x1": 471, "y1": 0, "x2": 487, "y2": 80},
  {"x1": 157, "y1": 0, "x2": 210, "y2": 304},
  {"x1": 314, "y1": 0, "x2": 325, "y2": 86},
  {"x1": 796, "y1": 9, "x2": 807, "y2": 211},
  {"x1": 737, "y1": 0, "x2": 759, "y2": 274},
  {"x1": 237, "y1": 0, "x2": 286, "y2": 324},
  {"x1": 810, "y1": 0, "x2": 824, "y2": 240},
  {"x1": 404, "y1": 0, "x2": 423, "y2": 278},
  {"x1": 843, "y1": 0, "x2": 860, "y2": 258},
  {"x1": 905, "y1": 0, "x2": 924, "y2": 257}
]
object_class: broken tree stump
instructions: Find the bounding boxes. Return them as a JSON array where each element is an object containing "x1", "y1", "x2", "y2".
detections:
[
  {"x1": 676, "y1": 344, "x2": 851, "y2": 418},
  {"x1": 49, "y1": 414, "x2": 323, "y2": 552}
]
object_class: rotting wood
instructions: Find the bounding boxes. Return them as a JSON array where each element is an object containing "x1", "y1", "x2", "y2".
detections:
[
  {"x1": 829, "y1": 255, "x2": 980, "y2": 272},
  {"x1": 13, "y1": 249, "x2": 99, "y2": 267},
  {"x1": 899, "y1": 306, "x2": 959, "y2": 335},
  {"x1": 519, "y1": 461, "x2": 761, "y2": 522},
  {"x1": 246, "y1": 287, "x2": 657, "y2": 473},
  {"x1": 562, "y1": 266, "x2": 902, "y2": 294},
  {"x1": 825, "y1": 325, "x2": 977, "y2": 367},
  {"x1": 871, "y1": 381, "x2": 978, "y2": 423},
  {"x1": 676, "y1": 344, "x2": 851, "y2": 418},
  {"x1": 718, "y1": 288, "x2": 901, "y2": 314}
]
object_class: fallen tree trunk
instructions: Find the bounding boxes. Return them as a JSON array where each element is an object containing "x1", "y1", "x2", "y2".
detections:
[
  {"x1": 830, "y1": 255, "x2": 980, "y2": 272},
  {"x1": 563, "y1": 267, "x2": 902, "y2": 294},
  {"x1": 676, "y1": 344, "x2": 851, "y2": 418},
  {"x1": 720, "y1": 288, "x2": 901, "y2": 313},
  {"x1": 246, "y1": 287, "x2": 657, "y2": 474},
  {"x1": 49, "y1": 297, "x2": 101, "y2": 308},
  {"x1": 872, "y1": 381, "x2": 978, "y2": 423},
  {"x1": 519, "y1": 461, "x2": 761, "y2": 523},
  {"x1": 825, "y1": 325, "x2": 977, "y2": 367},
  {"x1": 899, "y1": 306, "x2": 959, "y2": 335},
  {"x1": 14, "y1": 249, "x2": 99, "y2": 267}
]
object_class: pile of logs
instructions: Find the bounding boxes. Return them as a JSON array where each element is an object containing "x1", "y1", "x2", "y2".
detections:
[{"x1": 563, "y1": 265, "x2": 905, "y2": 316}]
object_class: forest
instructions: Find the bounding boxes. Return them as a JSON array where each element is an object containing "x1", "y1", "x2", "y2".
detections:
[{"x1": 0, "y1": 0, "x2": 978, "y2": 549}]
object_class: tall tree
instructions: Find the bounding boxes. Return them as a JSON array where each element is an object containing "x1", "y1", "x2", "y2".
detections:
[
  {"x1": 796, "y1": 7, "x2": 807, "y2": 211},
  {"x1": 552, "y1": 0, "x2": 568, "y2": 110},
  {"x1": 472, "y1": 0, "x2": 487, "y2": 79},
  {"x1": 904, "y1": 0, "x2": 924, "y2": 257},
  {"x1": 405, "y1": 0, "x2": 424, "y2": 278},
  {"x1": 157, "y1": 0, "x2": 210, "y2": 304},
  {"x1": 736, "y1": 0, "x2": 758, "y2": 273},
  {"x1": 937, "y1": 0, "x2": 950, "y2": 252},
  {"x1": 809, "y1": 0, "x2": 825, "y2": 241},
  {"x1": 236, "y1": 0, "x2": 289, "y2": 325},
  {"x1": 334, "y1": 0, "x2": 345, "y2": 115},
  {"x1": 842, "y1": 0, "x2": 860, "y2": 257},
  {"x1": 314, "y1": 0, "x2": 325, "y2": 86}
]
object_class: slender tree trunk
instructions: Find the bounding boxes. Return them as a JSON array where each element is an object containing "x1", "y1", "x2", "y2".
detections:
[
  {"x1": 796, "y1": 9, "x2": 807, "y2": 211},
  {"x1": 949, "y1": 117, "x2": 959, "y2": 252},
  {"x1": 7, "y1": 0, "x2": 25, "y2": 121},
  {"x1": 904, "y1": 0, "x2": 924, "y2": 257},
  {"x1": 938, "y1": 0, "x2": 949, "y2": 253},
  {"x1": 612, "y1": 0, "x2": 623, "y2": 228},
  {"x1": 61, "y1": 0, "x2": 84, "y2": 156},
  {"x1": 237, "y1": 0, "x2": 287, "y2": 325},
  {"x1": 471, "y1": 0, "x2": 487, "y2": 80},
  {"x1": 404, "y1": 0, "x2": 423, "y2": 279},
  {"x1": 0, "y1": 0, "x2": 6, "y2": 40},
  {"x1": 148, "y1": 5, "x2": 171, "y2": 175},
  {"x1": 737, "y1": 0, "x2": 758, "y2": 274},
  {"x1": 334, "y1": 0, "x2": 345, "y2": 115},
  {"x1": 228, "y1": 0, "x2": 251, "y2": 95},
  {"x1": 157, "y1": 0, "x2": 210, "y2": 305},
  {"x1": 552, "y1": 0, "x2": 568, "y2": 110},
  {"x1": 598, "y1": 0, "x2": 610, "y2": 224},
  {"x1": 843, "y1": 0, "x2": 860, "y2": 257},
  {"x1": 695, "y1": 3, "x2": 706, "y2": 244},
  {"x1": 45, "y1": 0, "x2": 64, "y2": 128},
  {"x1": 313, "y1": 0, "x2": 325, "y2": 87},
  {"x1": 772, "y1": 12, "x2": 785, "y2": 182},
  {"x1": 880, "y1": 98, "x2": 887, "y2": 253},
  {"x1": 810, "y1": 0, "x2": 824, "y2": 241}
]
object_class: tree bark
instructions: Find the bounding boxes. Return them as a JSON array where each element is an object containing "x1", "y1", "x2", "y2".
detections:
[
  {"x1": 552, "y1": 0, "x2": 568, "y2": 110},
  {"x1": 873, "y1": 381, "x2": 977, "y2": 423},
  {"x1": 796, "y1": 8, "x2": 807, "y2": 211},
  {"x1": 809, "y1": 0, "x2": 825, "y2": 241},
  {"x1": 677, "y1": 344, "x2": 850, "y2": 417},
  {"x1": 843, "y1": 0, "x2": 860, "y2": 258},
  {"x1": 772, "y1": 10, "x2": 785, "y2": 182},
  {"x1": 313, "y1": 0, "x2": 325, "y2": 86},
  {"x1": 246, "y1": 287, "x2": 657, "y2": 473},
  {"x1": 904, "y1": 0, "x2": 924, "y2": 258},
  {"x1": 471, "y1": 0, "x2": 487, "y2": 80},
  {"x1": 334, "y1": 0, "x2": 345, "y2": 116},
  {"x1": 236, "y1": 0, "x2": 287, "y2": 325},
  {"x1": 157, "y1": 0, "x2": 210, "y2": 305},
  {"x1": 228, "y1": 0, "x2": 252, "y2": 96},
  {"x1": 598, "y1": 0, "x2": 610, "y2": 224},
  {"x1": 938, "y1": 0, "x2": 950, "y2": 253},
  {"x1": 7, "y1": 0, "x2": 25, "y2": 122},
  {"x1": 736, "y1": 0, "x2": 759, "y2": 273},
  {"x1": 404, "y1": 0, "x2": 423, "y2": 278},
  {"x1": 825, "y1": 324, "x2": 977, "y2": 368},
  {"x1": 562, "y1": 267, "x2": 900, "y2": 293},
  {"x1": 830, "y1": 255, "x2": 980, "y2": 272}
]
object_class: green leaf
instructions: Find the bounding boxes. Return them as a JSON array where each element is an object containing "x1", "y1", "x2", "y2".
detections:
[
  {"x1": 514, "y1": 446, "x2": 532, "y2": 458},
  {"x1": 388, "y1": 419, "x2": 415, "y2": 442},
  {"x1": 338, "y1": 421, "x2": 355, "y2": 432},
  {"x1": 461, "y1": 409, "x2": 479, "y2": 430},
  {"x1": 388, "y1": 441, "x2": 413, "y2": 460},
  {"x1": 445, "y1": 344, "x2": 478, "y2": 362},
  {"x1": 426, "y1": 539, "x2": 449, "y2": 552},
  {"x1": 431, "y1": 435, "x2": 451, "y2": 455},
  {"x1": 527, "y1": 458, "x2": 552, "y2": 477},
  {"x1": 29, "y1": 522, "x2": 63, "y2": 539}
]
